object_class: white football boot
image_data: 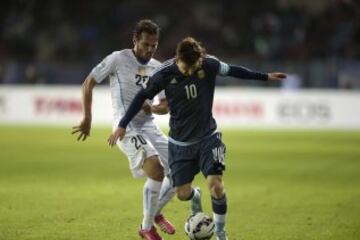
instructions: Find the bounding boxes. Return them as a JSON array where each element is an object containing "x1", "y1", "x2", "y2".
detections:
[
  {"x1": 215, "y1": 230, "x2": 229, "y2": 240},
  {"x1": 190, "y1": 187, "x2": 202, "y2": 214}
]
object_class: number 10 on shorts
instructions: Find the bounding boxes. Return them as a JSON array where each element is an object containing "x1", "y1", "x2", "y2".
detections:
[{"x1": 212, "y1": 145, "x2": 226, "y2": 165}]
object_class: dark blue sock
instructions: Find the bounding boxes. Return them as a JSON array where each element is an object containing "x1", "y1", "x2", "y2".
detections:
[
  {"x1": 211, "y1": 194, "x2": 227, "y2": 214},
  {"x1": 212, "y1": 194, "x2": 227, "y2": 232}
]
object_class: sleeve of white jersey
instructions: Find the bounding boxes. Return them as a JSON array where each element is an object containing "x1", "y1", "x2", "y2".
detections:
[{"x1": 89, "y1": 52, "x2": 117, "y2": 83}]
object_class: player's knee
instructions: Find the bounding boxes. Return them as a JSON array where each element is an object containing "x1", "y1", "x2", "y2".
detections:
[
  {"x1": 143, "y1": 156, "x2": 164, "y2": 181},
  {"x1": 149, "y1": 172, "x2": 164, "y2": 181},
  {"x1": 147, "y1": 167, "x2": 164, "y2": 181},
  {"x1": 209, "y1": 182, "x2": 224, "y2": 199},
  {"x1": 176, "y1": 187, "x2": 191, "y2": 201}
]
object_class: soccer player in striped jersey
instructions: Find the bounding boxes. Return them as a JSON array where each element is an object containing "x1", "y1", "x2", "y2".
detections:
[
  {"x1": 72, "y1": 20, "x2": 176, "y2": 240},
  {"x1": 108, "y1": 36, "x2": 286, "y2": 240}
]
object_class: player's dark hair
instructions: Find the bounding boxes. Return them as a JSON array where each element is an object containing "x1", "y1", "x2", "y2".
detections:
[
  {"x1": 176, "y1": 37, "x2": 206, "y2": 67},
  {"x1": 133, "y1": 19, "x2": 160, "y2": 40}
]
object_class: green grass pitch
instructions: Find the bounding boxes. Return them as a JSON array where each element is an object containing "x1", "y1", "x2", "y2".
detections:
[{"x1": 0, "y1": 126, "x2": 360, "y2": 240}]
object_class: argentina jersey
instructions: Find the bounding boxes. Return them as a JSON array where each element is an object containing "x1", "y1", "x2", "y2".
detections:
[{"x1": 145, "y1": 56, "x2": 225, "y2": 143}]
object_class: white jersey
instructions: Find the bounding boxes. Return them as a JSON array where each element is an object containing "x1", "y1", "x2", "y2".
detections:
[{"x1": 90, "y1": 49, "x2": 164, "y2": 128}]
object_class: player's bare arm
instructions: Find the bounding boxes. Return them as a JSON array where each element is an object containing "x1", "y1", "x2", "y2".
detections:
[
  {"x1": 141, "y1": 101, "x2": 152, "y2": 114},
  {"x1": 142, "y1": 98, "x2": 169, "y2": 115},
  {"x1": 108, "y1": 127, "x2": 126, "y2": 146},
  {"x1": 151, "y1": 98, "x2": 169, "y2": 115},
  {"x1": 72, "y1": 76, "x2": 97, "y2": 141}
]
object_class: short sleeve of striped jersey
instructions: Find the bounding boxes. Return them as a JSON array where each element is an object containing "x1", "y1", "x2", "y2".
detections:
[
  {"x1": 89, "y1": 52, "x2": 117, "y2": 83},
  {"x1": 206, "y1": 55, "x2": 230, "y2": 76},
  {"x1": 218, "y1": 61, "x2": 230, "y2": 76}
]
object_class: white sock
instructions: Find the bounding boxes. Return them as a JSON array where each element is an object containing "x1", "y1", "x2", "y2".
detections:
[
  {"x1": 142, "y1": 178, "x2": 162, "y2": 230},
  {"x1": 213, "y1": 213, "x2": 226, "y2": 232},
  {"x1": 156, "y1": 176, "x2": 176, "y2": 216}
]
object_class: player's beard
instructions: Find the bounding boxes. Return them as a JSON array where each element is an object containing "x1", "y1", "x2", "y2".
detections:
[{"x1": 143, "y1": 52, "x2": 153, "y2": 60}]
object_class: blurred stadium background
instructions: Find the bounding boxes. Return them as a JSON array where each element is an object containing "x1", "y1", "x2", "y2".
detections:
[
  {"x1": 0, "y1": 0, "x2": 359, "y2": 87},
  {"x1": 0, "y1": 0, "x2": 360, "y2": 240}
]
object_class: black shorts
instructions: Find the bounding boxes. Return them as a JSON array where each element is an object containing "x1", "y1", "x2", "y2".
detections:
[{"x1": 168, "y1": 132, "x2": 226, "y2": 187}]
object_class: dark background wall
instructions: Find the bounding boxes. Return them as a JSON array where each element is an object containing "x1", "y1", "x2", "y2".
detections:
[{"x1": 0, "y1": 0, "x2": 359, "y2": 88}]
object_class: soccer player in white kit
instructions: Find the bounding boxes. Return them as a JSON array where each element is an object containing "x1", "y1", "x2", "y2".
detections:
[{"x1": 72, "y1": 20, "x2": 175, "y2": 240}]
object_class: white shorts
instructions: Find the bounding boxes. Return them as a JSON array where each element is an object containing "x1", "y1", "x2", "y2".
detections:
[{"x1": 115, "y1": 121, "x2": 169, "y2": 178}]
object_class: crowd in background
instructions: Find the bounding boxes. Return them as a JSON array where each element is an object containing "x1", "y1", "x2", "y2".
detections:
[{"x1": 0, "y1": 0, "x2": 359, "y2": 88}]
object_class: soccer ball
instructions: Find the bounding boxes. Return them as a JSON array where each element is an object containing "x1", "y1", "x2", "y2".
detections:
[{"x1": 184, "y1": 212, "x2": 215, "y2": 240}]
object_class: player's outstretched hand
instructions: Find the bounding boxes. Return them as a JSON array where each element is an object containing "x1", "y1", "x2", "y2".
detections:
[
  {"x1": 72, "y1": 117, "x2": 91, "y2": 141},
  {"x1": 268, "y1": 72, "x2": 287, "y2": 81},
  {"x1": 108, "y1": 127, "x2": 126, "y2": 147}
]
